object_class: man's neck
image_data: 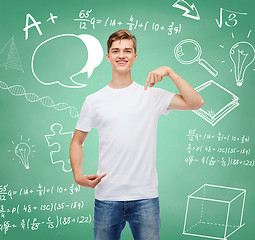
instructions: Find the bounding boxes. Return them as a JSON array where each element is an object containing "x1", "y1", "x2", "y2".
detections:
[{"x1": 108, "y1": 71, "x2": 133, "y2": 89}]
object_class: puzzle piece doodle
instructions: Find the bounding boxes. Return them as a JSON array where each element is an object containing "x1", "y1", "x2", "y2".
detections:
[{"x1": 45, "y1": 123, "x2": 73, "y2": 172}]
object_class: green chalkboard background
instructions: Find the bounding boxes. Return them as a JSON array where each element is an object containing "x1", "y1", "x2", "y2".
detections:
[{"x1": 1, "y1": 0, "x2": 254, "y2": 239}]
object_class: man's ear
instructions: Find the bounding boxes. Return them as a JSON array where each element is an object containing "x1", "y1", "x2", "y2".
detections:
[
  {"x1": 134, "y1": 53, "x2": 137, "y2": 61},
  {"x1": 106, "y1": 53, "x2": 110, "y2": 62}
]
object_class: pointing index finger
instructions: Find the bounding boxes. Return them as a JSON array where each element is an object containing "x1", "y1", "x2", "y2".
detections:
[
  {"x1": 144, "y1": 73, "x2": 151, "y2": 90},
  {"x1": 97, "y1": 173, "x2": 106, "y2": 181}
]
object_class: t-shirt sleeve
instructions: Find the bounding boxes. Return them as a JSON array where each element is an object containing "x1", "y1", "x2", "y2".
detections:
[
  {"x1": 150, "y1": 87, "x2": 176, "y2": 115},
  {"x1": 76, "y1": 97, "x2": 95, "y2": 132}
]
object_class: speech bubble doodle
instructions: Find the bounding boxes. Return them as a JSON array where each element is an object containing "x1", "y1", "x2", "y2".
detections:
[
  {"x1": 74, "y1": 34, "x2": 104, "y2": 78},
  {"x1": 31, "y1": 34, "x2": 104, "y2": 88}
]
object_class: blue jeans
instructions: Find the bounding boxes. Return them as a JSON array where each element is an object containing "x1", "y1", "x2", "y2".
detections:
[{"x1": 94, "y1": 197, "x2": 161, "y2": 240}]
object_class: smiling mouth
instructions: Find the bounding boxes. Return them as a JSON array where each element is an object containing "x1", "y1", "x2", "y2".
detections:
[{"x1": 116, "y1": 61, "x2": 128, "y2": 65}]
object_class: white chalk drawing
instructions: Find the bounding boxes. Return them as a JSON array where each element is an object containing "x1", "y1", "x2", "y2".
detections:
[
  {"x1": 15, "y1": 143, "x2": 30, "y2": 169},
  {"x1": 229, "y1": 41, "x2": 255, "y2": 87},
  {"x1": 31, "y1": 34, "x2": 103, "y2": 88},
  {"x1": 215, "y1": 8, "x2": 247, "y2": 28},
  {"x1": 45, "y1": 123, "x2": 73, "y2": 172},
  {"x1": 192, "y1": 80, "x2": 239, "y2": 126},
  {"x1": 0, "y1": 81, "x2": 79, "y2": 118},
  {"x1": 47, "y1": 13, "x2": 58, "y2": 23},
  {"x1": 172, "y1": 0, "x2": 200, "y2": 20},
  {"x1": 183, "y1": 184, "x2": 246, "y2": 240},
  {"x1": 247, "y1": 30, "x2": 252, "y2": 39},
  {"x1": 8, "y1": 136, "x2": 36, "y2": 169},
  {"x1": 0, "y1": 36, "x2": 24, "y2": 72},
  {"x1": 174, "y1": 39, "x2": 218, "y2": 77},
  {"x1": 74, "y1": 9, "x2": 182, "y2": 36}
]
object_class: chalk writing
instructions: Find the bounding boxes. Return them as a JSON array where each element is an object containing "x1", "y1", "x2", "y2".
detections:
[
  {"x1": 0, "y1": 183, "x2": 90, "y2": 236},
  {"x1": 186, "y1": 129, "x2": 250, "y2": 143},
  {"x1": 74, "y1": 9, "x2": 182, "y2": 37},
  {"x1": 185, "y1": 155, "x2": 255, "y2": 167},
  {"x1": 215, "y1": 8, "x2": 247, "y2": 28},
  {"x1": 0, "y1": 214, "x2": 91, "y2": 234},
  {"x1": 0, "y1": 183, "x2": 80, "y2": 201},
  {"x1": 0, "y1": 201, "x2": 84, "y2": 218},
  {"x1": 24, "y1": 13, "x2": 58, "y2": 40},
  {"x1": 185, "y1": 129, "x2": 254, "y2": 167}
]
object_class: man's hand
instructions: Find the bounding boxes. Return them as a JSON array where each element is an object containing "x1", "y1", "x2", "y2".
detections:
[
  {"x1": 144, "y1": 66, "x2": 171, "y2": 90},
  {"x1": 75, "y1": 174, "x2": 106, "y2": 188}
]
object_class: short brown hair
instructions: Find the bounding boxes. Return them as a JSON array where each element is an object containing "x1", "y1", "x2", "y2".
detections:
[{"x1": 107, "y1": 29, "x2": 137, "y2": 53}]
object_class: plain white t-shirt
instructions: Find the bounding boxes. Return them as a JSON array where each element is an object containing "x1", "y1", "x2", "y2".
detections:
[{"x1": 76, "y1": 81, "x2": 175, "y2": 201}]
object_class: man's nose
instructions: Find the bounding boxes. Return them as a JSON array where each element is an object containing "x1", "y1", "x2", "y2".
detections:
[{"x1": 119, "y1": 51, "x2": 125, "y2": 58}]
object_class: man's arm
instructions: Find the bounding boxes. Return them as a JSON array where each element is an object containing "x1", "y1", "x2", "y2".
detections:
[
  {"x1": 144, "y1": 66, "x2": 204, "y2": 110},
  {"x1": 70, "y1": 129, "x2": 106, "y2": 188}
]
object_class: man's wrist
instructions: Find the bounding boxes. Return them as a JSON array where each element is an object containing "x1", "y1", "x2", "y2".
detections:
[
  {"x1": 167, "y1": 67, "x2": 174, "y2": 78},
  {"x1": 74, "y1": 173, "x2": 83, "y2": 184}
]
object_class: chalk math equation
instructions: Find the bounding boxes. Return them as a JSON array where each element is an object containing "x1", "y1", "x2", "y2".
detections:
[
  {"x1": 0, "y1": 183, "x2": 80, "y2": 201},
  {"x1": 74, "y1": 9, "x2": 182, "y2": 36},
  {"x1": 0, "y1": 214, "x2": 92, "y2": 235},
  {"x1": 185, "y1": 129, "x2": 254, "y2": 167},
  {"x1": 0, "y1": 183, "x2": 91, "y2": 236},
  {"x1": 0, "y1": 200, "x2": 85, "y2": 218}
]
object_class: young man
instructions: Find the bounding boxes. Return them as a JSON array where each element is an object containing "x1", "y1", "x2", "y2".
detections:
[{"x1": 70, "y1": 29, "x2": 204, "y2": 240}]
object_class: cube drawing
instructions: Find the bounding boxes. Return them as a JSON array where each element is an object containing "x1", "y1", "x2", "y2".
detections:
[{"x1": 183, "y1": 184, "x2": 246, "y2": 240}]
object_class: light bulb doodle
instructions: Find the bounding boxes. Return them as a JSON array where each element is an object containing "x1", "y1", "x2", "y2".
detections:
[
  {"x1": 8, "y1": 136, "x2": 36, "y2": 169},
  {"x1": 14, "y1": 143, "x2": 31, "y2": 169},
  {"x1": 174, "y1": 39, "x2": 218, "y2": 77},
  {"x1": 229, "y1": 41, "x2": 255, "y2": 87}
]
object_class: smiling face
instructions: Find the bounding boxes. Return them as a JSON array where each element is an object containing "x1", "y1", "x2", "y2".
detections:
[{"x1": 106, "y1": 39, "x2": 137, "y2": 74}]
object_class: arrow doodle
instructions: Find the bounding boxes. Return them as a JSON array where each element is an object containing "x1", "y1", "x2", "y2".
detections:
[{"x1": 172, "y1": 0, "x2": 200, "y2": 20}]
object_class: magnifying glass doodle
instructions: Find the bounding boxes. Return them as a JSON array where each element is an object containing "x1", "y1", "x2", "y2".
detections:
[{"x1": 174, "y1": 39, "x2": 218, "y2": 77}]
